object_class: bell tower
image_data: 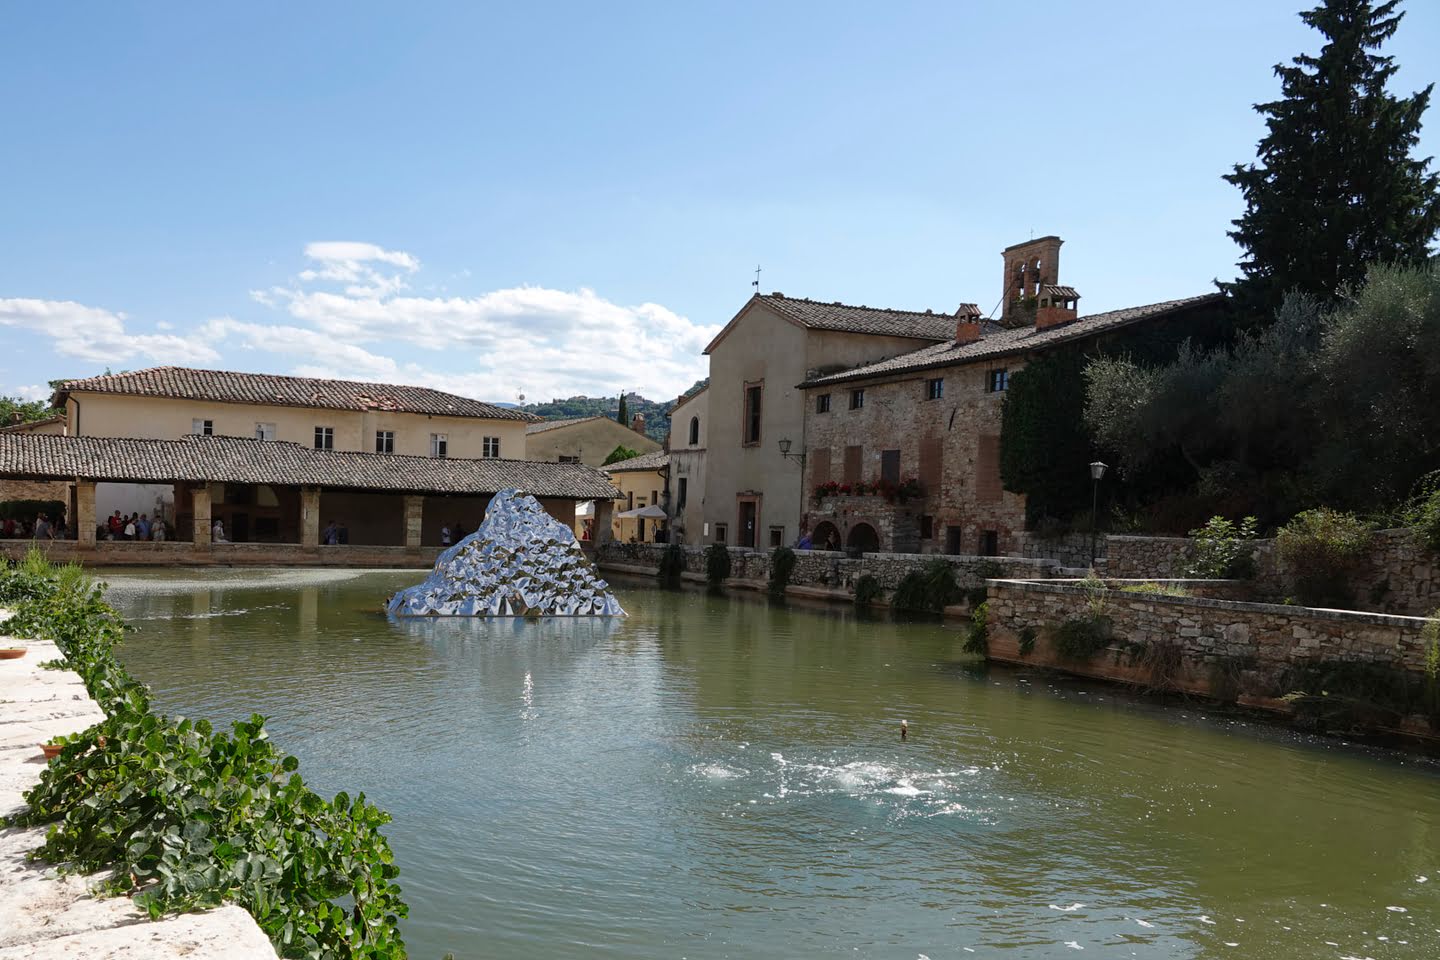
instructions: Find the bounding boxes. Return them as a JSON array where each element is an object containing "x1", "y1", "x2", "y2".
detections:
[{"x1": 1000, "y1": 235, "x2": 1064, "y2": 326}]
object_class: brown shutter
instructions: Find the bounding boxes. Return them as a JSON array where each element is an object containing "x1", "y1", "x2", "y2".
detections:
[
  {"x1": 918, "y1": 437, "x2": 942, "y2": 492},
  {"x1": 975, "y1": 435, "x2": 1002, "y2": 503},
  {"x1": 811, "y1": 447, "x2": 832, "y2": 486},
  {"x1": 843, "y1": 445, "x2": 863, "y2": 483}
]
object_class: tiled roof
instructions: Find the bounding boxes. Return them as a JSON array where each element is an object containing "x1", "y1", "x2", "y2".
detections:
[
  {"x1": 525, "y1": 416, "x2": 605, "y2": 435},
  {"x1": 0, "y1": 434, "x2": 618, "y2": 500},
  {"x1": 0, "y1": 415, "x2": 65, "y2": 434},
  {"x1": 603, "y1": 450, "x2": 670, "y2": 474},
  {"x1": 56, "y1": 367, "x2": 540, "y2": 422},
  {"x1": 705, "y1": 294, "x2": 960, "y2": 354},
  {"x1": 668, "y1": 379, "x2": 709, "y2": 414},
  {"x1": 800, "y1": 294, "x2": 1225, "y2": 387},
  {"x1": 1043, "y1": 285, "x2": 1080, "y2": 299}
]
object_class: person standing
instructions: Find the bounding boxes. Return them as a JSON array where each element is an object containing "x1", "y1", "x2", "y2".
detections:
[
  {"x1": 137, "y1": 514, "x2": 151, "y2": 541},
  {"x1": 152, "y1": 518, "x2": 167, "y2": 542},
  {"x1": 108, "y1": 511, "x2": 123, "y2": 540},
  {"x1": 212, "y1": 518, "x2": 227, "y2": 543},
  {"x1": 33, "y1": 513, "x2": 51, "y2": 540},
  {"x1": 123, "y1": 516, "x2": 136, "y2": 540},
  {"x1": 440, "y1": 524, "x2": 452, "y2": 547},
  {"x1": 323, "y1": 520, "x2": 338, "y2": 545}
]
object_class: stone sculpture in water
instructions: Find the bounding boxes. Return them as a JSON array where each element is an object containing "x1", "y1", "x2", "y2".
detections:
[{"x1": 387, "y1": 488, "x2": 626, "y2": 617}]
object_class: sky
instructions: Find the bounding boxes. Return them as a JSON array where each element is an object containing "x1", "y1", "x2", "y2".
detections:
[{"x1": 2, "y1": 1, "x2": 1437, "y2": 407}]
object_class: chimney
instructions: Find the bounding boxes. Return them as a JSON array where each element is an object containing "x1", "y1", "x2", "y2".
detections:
[
  {"x1": 631, "y1": 413, "x2": 646, "y2": 435},
  {"x1": 955, "y1": 303, "x2": 982, "y2": 343},
  {"x1": 1035, "y1": 285, "x2": 1081, "y2": 329}
]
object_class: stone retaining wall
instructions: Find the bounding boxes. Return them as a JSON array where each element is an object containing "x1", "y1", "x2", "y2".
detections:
[
  {"x1": 985, "y1": 579, "x2": 1437, "y2": 735},
  {"x1": 1013, "y1": 532, "x2": 1098, "y2": 568},
  {"x1": 0, "y1": 540, "x2": 443, "y2": 568},
  {"x1": 0, "y1": 616, "x2": 277, "y2": 958}
]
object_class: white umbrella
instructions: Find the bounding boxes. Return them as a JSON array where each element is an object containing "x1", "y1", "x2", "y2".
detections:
[
  {"x1": 617, "y1": 504, "x2": 667, "y2": 520},
  {"x1": 575, "y1": 500, "x2": 596, "y2": 518}
]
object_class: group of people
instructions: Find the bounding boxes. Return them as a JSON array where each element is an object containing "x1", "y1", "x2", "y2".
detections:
[
  {"x1": 793, "y1": 529, "x2": 840, "y2": 551},
  {"x1": 2, "y1": 512, "x2": 68, "y2": 540},
  {"x1": 321, "y1": 520, "x2": 351, "y2": 546},
  {"x1": 438, "y1": 521, "x2": 469, "y2": 546},
  {"x1": 107, "y1": 510, "x2": 166, "y2": 541}
]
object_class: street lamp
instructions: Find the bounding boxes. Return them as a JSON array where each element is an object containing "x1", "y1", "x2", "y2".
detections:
[
  {"x1": 1089, "y1": 460, "x2": 1108, "y2": 567},
  {"x1": 778, "y1": 438, "x2": 806, "y2": 466}
]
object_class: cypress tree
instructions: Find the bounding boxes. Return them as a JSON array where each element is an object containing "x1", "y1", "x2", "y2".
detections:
[
  {"x1": 1224, "y1": 0, "x2": 1439, "y2": 315},
  {"x1": 616, "y1": 391, "x2": 629, "y2": 426}
]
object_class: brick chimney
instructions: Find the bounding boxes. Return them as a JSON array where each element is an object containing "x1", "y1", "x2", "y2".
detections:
[
  {"x1": 955, "y1": 303, "x2": 982, "y2": 343},
  {"x1": 1035, "y1": 285, "x2": 1081, "y2": 329},
  {"x1": 631, "y1": 413, "x2": 646, "y2": 435}
]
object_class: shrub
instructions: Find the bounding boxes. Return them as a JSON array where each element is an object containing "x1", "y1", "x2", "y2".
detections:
[
  {"x1": 705, "y1": 542, "x2": 731, "y2": 586},
  {"x1": 853, "y1": 574, "x2": 882, "y2": 606},
  {"x1": 1077, "y1": 573, "x2": 1109, "y2": 618},
  {"x1": 892, "y1": 559, "x2": 962, "y2": 613},
  {"x1": 1414, "y1": 485, "x2": 1440, "y2": 554},
  {"x1": 1186, "y1": 515, "x2": 1260, "y2": 579},
  {"x1": 1052, "y1": 614, "x2": 1114, "y2": 660},
  {"x1": 1275, "y1": 508, "x2": 1372, "y2": 608},
  {"x1": 1018, "y1": 625, "x2": 1037, "y2": 656},
  {"x1": 768, "y1": 546, "x2": 797, "y2": 599},
  {"x1": 657, "y1": 542, "x2": 686, "y2": 588},
  {"x1": 1119, "y1": 581, "x2": 1193, "y2": 597},
  {"x1": 1423, "y1": 610, "x2": 1440, "y2": 707},
  {"x1": 962, "y1": 601, "x2": 989, "y2": 655}
]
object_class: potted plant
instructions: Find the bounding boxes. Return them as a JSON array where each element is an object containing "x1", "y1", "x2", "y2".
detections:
[{"x1": 0, "y1": 647, "x2": 27, "y2": 660}]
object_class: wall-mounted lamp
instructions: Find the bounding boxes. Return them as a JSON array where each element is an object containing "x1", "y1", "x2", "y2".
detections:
[{"x1": 778, "y1": 438, "x2": 806, "y2": 466}]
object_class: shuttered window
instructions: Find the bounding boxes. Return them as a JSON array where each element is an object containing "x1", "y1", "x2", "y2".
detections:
[
  {"x1": 843, "y1": 445, "x2": 863, "y2": 483},
  {"x1": 975, "y1": 435, "x2": 1002, "y2": 502},
  {"x1": 918, "y1": 437, "x2": 943, "y2": 494},
  {"x1": 811, "y1": 447, "x2": 832, "y2": 486}
]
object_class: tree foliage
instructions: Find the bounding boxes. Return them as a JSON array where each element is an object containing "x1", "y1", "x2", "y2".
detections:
[
  {"x1": 999, "y1": 351, "x2": 1096, "y2": 526},
  {"x1": 1224, "y1": 0, "x2": 1440, "y2": 314},
  {"x1": 602, "y1": 445, "x2": 641, "y2": 465},
  {"x1": 0, "y1": 395, "x2": 59, "y2": 424}
]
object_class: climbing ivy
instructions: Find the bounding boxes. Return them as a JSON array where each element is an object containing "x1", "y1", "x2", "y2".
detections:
[{"x1": 0, "y1": 551, "x2": 408, "y2": 960}]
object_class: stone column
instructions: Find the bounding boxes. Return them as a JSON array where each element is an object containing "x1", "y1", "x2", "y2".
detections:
[
  {"x1": 192, "y1": 485, "x2": 212, "y2": 546},
  {"x1": 593, "y1": 499, "x2": 615, "y2": 544},
  {"x1": 75, "y1": 480, "x2": 96, "y2": 548},
  {"x1": 403, "y1": 495, "x2": 423, "y2": 549},
  {"x1": 300, "y1": 487, "x2": 321, "y2": 547}
]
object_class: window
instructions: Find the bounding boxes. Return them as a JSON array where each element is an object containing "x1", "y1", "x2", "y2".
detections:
[
  {"x1": 313, "y1": 426, "x2": 333, "y2": 450},
  {"x1": 988, "y1": 369, "x2": 1009, "y2": 393},
  {"x1": 677, "y1": 477, "x2": 688, "y2": 509},
  {"x1": 430, "y1": 433, "x2": 448, "y2": 458},
  {"x1": 920, "y1": 515, "x2": 935, "y2": 539},
  {"x1": 849, "y1": 388, "x2": 865, "y2": 410},
  {"x1": 627, "y1": 491, "x2": 634, "y2": 510},
  {"x1": 980, "y1": 530, "x2": 999, "y2": 556},
  {"x1": 254, "y1": 422, "x2": 275, "y2": 441},
  {"x1": 375, "y1": 431, "x2": 394, "y2": 454},
  {"x1": 743, "y1": 382, "x2": 763, "y2": 445},
  {"x1": 769, "y1": 526, "x2": 784, "y2": 548},
  {"x1": 558, "y1": 455, "x2": 581, "y2": 464},
  {"x1": 925, "y1": 378, "x2": 944, "y2": 401},
  {"x1": 880, "y1": 449, "x2": 900, "y2": 485},
  {"x1": 715, "y1": 523, "x2": 728, "y2": 544},
  {"x1": 843, "y1": 445, "x2": 863, "y2": 483},
  {"x1": 192, "y1": 419, "x2": 213, "y2": 436},
  {"x1": 483, "y1": 436, "x2": 501, "y2": 458},
  {"x1": 816, "y1": 393, "x2": 831, "y2": 414},
  {"x1": 688, "y1": 416, "x2": 700, "y2": 446},
  {"x1": 651, "y1": 489, "x2": 659, "y2": 506}
]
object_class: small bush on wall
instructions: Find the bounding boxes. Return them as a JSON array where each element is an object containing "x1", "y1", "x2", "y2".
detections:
[
  {"x1": 705, "y1": 543, "x2": 731, "y2": 586},
  {"x1": 1275, "y1": 508, "x2": 1372, "y2": 608},
  {"x1": 853, "y1": 575, "x2": 882, "y2": 606},
  {"x1": 1186, "y1": 515, "x2": 1260, "y2": 579}
]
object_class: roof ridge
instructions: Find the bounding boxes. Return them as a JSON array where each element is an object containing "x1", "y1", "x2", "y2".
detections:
[{"x1": 761, "y1": 293, "x2": 951, "y2": 318}]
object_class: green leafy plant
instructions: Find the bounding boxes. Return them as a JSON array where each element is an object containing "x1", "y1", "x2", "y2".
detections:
[
  {"x1": 1423, "y1": 609, "x2": 1440, "y2": 709},
  {"x1": 1275, "y1": 507, "x2": 1372, "y2": 608},
  {"x1": 1077, "y1": 573, "x2": 1109, "y2": 618},
  {"x1": 1052, "y1": 614, "x2": 1114, "y2": 660},
  {"x1": 853, "y1": 574, "x2": 882, "y2": 606},
  {"x1": 656, "y1": 542, "x2": 686, "y2": 588},
  {"x1": 1186, "y1": 515, "x2": 1260, "y2": 579},
  {"x1": 1119, "y1": 582, "x2": 1193, "y2": 597},
  {"x1": 961, "y1": 601, "x2": 988, "y2": 655},
  {"x1": 705, "y1": 542, "x2": 731, "y2": 586},
  {"x1": 768, "y1": 547, "x2": 797, "y2": 599},
  {"x1": 602, "y1": 444, "x2": 640, "y2": 465},
  {"x1": 891, "y1": 559, "x2": 962, "y2": 613},
  {"x1": 1412, "y1": 481, "x2": 1440, "y2": 554},
  {"x1": 1, "y1": 556, "x2": 407, "y2": 960},
  {"x1": 1017, "y1": 625, "x2": 1037, "y2": 656}
]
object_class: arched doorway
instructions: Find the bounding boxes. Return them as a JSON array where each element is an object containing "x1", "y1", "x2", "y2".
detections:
[
  {"x1": 846, "y1": 522, "x2": 879, "y2": 554},
  {"x1": 811, "y1": 520, "x2": 840, "y2": 551}
]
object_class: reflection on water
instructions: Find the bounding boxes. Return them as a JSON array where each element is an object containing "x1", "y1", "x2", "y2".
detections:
[{"x1": 100, "y1": 568, "x2": 1440, "y2": 959}]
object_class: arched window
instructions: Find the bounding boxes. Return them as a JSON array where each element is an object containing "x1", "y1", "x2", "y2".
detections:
[{"x1": 688, "y1": 416, "x2": 700, "y2": 446}]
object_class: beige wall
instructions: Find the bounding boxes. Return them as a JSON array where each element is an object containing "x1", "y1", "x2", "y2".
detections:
[
  {"x1": 702, "y1": 301, "x2": 945, "y2": 549},
  {"x1": 608, "y1": 469, "x2": 666, "y2": 543},
  {"x1": 668, "y1": 387, "x2": 707, "y2": 544},
  {"x1": 66, "y1": 392, "x2": 527, "y2": 460},
  {"x1": 524, "y1": 417, "x2": 659, "y2": 467}
]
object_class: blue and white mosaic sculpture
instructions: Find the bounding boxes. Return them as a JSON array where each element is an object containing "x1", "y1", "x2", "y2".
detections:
[{"x1": 387, "y1": 488, "x2": 625, "y2": 618}]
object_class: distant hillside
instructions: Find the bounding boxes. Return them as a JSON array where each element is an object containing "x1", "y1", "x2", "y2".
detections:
[{"x1": 520, "y1": 381, "x2": 706, "y2": 443}]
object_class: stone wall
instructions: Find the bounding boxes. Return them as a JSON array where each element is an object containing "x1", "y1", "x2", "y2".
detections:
[
  {"x1": 0, "y1": 540, "x2": 444, "y2": 568},
  {"x1": 594, "y1": 542, "x2": 1061, "y2": 595},
  {"x1": 1012, "y1": 532, "x2": 1098, "y2": 568},
  {"x1": 985, "y1": 579, "x2": 1436, "y2": 732},
  {"x1": 1103, "y1": 529, "x2": 1439, "y2": 617}
]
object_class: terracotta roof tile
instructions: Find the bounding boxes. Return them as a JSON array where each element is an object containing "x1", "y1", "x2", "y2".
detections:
[
  {"x1": 800, "y1": 294, "x2": 1225, "y2": 387},
  {"x1": 525, "y1": 416, "x2": 607, "y2": 435},
  {"x1": 0, "y1": 434, "x2": 618, "y2": 499},
  {"x1": 756, "y1": 294, "x2": 961, "y2": 340},
  {"x1": 603, "y1": 450, "x2": 670, "y2": 473},
  {"x1": 56, "y1": 367, "x2": 539, "y2": 422}
]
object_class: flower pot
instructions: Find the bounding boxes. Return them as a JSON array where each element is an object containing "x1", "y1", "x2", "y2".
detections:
[
  {"x1": 41, "y1": 743, "x2": 63, "y2": 760},
  {"x1": 0, "y1": 648, "x2": 27, "y2": 660}
]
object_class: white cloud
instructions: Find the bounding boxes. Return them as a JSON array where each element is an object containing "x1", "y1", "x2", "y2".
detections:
[
  {"x1": 297, "y1": 241, "x2": 420, "y2": 297},
  {"x1": 15, "y1": 384, "x2": 51, "y2": 402},
  {"x1": 0, "y1": 298, "x2": 219, "y2": 367}
]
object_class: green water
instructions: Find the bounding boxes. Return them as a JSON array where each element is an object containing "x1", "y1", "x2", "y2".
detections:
[{"x1": 98, "y1": 567, "x2": 1439, "y2": 959}]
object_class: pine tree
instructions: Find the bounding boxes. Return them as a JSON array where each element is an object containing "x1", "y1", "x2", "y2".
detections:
[
  {"x1": 616, "y1": 391, "x2": 629, "y2": 426},
  {"x1": 1224, "y1": 0, "x2": 1439, "y2": 314}
]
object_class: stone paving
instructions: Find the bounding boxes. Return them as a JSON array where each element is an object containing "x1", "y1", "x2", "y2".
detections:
[{"x1": 0, "y1": 614, "x2": 276, "y2": 959}]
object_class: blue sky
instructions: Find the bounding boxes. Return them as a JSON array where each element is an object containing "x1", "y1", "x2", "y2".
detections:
[{"x1": 2, "y1": 1, "x2": 1437, "y2": 406}]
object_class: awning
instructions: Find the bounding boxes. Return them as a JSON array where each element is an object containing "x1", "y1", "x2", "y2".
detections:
[{"x1": 616, "y1": 504, "x2": 667, "y2": 520}]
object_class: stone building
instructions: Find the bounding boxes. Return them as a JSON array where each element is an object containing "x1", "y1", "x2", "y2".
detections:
[
  {"x1": 0, "y1": 414, "x2": 69, "y2": 508},
  {"x1": 524, "y1": 414, "x2": 660, "y2": 467},
  {"x1": 798, "y1": 237, "x2": 1224, "y2": 555},
  {"x1": 53, "y1": 366, "x2": 539, "y2": 524},
  {"x1": 701, "y1": 295, "x2": 960, "y2": 549}
]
